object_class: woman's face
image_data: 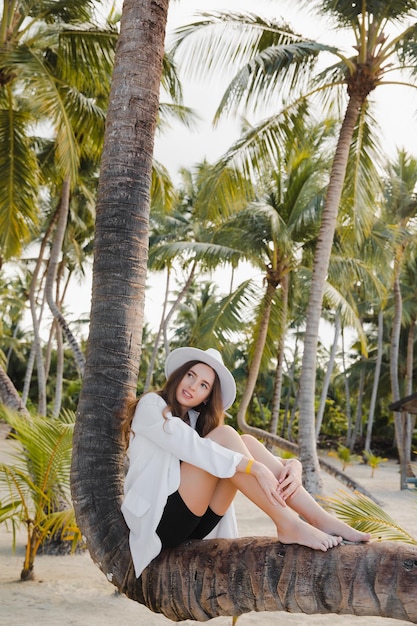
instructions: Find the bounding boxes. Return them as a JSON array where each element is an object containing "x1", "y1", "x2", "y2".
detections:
[{"x1": 176, "y1": 362, "x2": 215, "y2": 413}]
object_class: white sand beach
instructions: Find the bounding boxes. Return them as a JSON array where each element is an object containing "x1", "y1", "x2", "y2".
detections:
[{"x1": 1, "y1": 423, "x2": 416, "y2": 626}]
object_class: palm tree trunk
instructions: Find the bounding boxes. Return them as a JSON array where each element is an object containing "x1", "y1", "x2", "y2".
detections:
[
  {"x1": 287, "y1": 388, "x2": 299, "y2": 440},
  {"x1": 27, "y1": 200, "x2": 62, "y2": 414},
  {"x1": 348, "y1": 362, "x2": 365, "y2": 451},
  {"x1": 21, "y1": 344, "x2": 35, "y2": 407},
  {"x1": 45, "y1": 178, "x2": 85, "y2": 376},
  {"x1": 270, "y1": 272, "x2": 289, "y2": 436},
  {"x1": 298, "y1": 93, "x2": 364, "y2": 494},
  {"x1": 236, "y1": 282, "x2": 275, "y2": 431},
  {"x1": 390, "y1": 255, "x2": 407, "y2": 488},
  {"x1": 280, "y1": 357, "x2": 291, "y2": 436},
  {"x1": 341, "y1": 325, "x2": 353, "y2": 444},
  {"x1": 365, "y1": 309, "x2": 383, "y2": 453},
  {"x1": 405, "y1": 319, "x2": 416, "y2": 468},
  {"x1": 0, "y1": 367, "x2": 30, "y2": 416},
  {"x1": 123, "y1": 537, "x2": 417, "y2": 623},
  {"x1": 52, "y1": 325, "x2": 64, "y2": 418},
  {"x1": 71, "y1": 0, "x2": 170, "y2": 589},
  {"x1": 162, "y1": 259, "x2": 197, "y2": 356},
  {"x1": 315, "y1": 310, "x2": 341, "y2": 440}
]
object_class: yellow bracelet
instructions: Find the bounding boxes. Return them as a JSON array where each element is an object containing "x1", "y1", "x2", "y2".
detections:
[{"x1": 245, "y1": 459, "x2": 254, "y2": 474}]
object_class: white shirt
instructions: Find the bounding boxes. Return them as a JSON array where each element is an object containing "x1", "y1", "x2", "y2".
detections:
[{"x1": 121, "y1": 392, "x2": 244, "y2": 578}]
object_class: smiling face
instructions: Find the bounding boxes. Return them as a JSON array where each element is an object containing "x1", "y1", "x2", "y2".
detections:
[{"x1": 175, "y1": 362, "x2": 216, "y2": 414}]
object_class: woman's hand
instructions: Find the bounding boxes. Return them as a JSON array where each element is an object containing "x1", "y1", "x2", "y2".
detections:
[
  {"x1": 250, "y1": 461, "x2": 286, "y2": 507},
  {"x1": 277, "y1": 459, "x2": 302, "y2": 500}
]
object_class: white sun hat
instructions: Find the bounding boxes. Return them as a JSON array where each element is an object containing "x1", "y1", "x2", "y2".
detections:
[{"x1": 164, "y1": 347, "x2": 236, "y2": 410}]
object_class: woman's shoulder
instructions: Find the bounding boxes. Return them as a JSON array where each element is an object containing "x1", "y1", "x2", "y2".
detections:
[
  {"x1": 136, "y1": 391, "x2": 167, "y2": 411},
  {"x1": 132, "y1": 392, "x2": 168, "y2": 428}
]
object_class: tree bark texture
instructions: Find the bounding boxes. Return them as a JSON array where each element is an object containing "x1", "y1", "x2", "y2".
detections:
[
  {"x1": 298, "y1": 93, "x2": 364, "y2": 494},
  {"x1": 0, "y1": 366, "x2": 30, "y2": 417},
  {"x1": 236, "y1": 281, "x2": 276, "y2": 431},
  {"x1": 71, "y1": 0, "x2": 169, "y2": 591},
  {"x1": 121, "y1": 537, "x2": 417, "y2": 623}
]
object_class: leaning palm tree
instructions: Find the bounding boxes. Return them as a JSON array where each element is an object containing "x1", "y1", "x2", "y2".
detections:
[
  {"x1": 171, "y1": 0, "x2": 417, "y2": 492},
  {"x1": 211, "y1": 111, "x2": 332, "y2": 436},
  {"x1": 71, "y1": 0, "x2": 417, "y2": 622}
]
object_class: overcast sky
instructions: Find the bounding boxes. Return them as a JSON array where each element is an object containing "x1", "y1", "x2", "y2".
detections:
[{"x1": 154, "y1": 0, "x2": 417, "y2": 178}]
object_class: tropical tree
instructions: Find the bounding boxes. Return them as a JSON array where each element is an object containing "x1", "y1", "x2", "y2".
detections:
[
  {"x1": 210, "y1": 110, "x2": 333, "y2": 436},
  {"x1": 0, "y1": 0, "x2": 118, "y2": 415},
  {"x1": 0, "y1": 0, "x2": 117, "y2": 261},
  {"x1": 146, "y1": 163, "x2": 237, "y2": 381},
  {"x1": 364, "y1": 309, "x2": 384, "y2": 452},
  {"x1": 0, "y1": 409, "x2": 79, "y2": 580},
  {"x1": 70, "y1": 0, "x2": 417, "y2": 621},
  {"x1": 383, "y1": 150, "x2": 417, "y2": 486},
  {"x1": 71, "y1": 0, "x2": 171, "y2": 599},
  {"x1": 170, "y1": 0, "x2": 417, "y2": 492}
]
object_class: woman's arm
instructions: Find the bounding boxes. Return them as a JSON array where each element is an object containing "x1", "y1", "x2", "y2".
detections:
[
  {"x1": 131, "y1": 394, "x2": 243, "y2": 478},
  {"x1": 235, "y1": 456, "x2": 285, "y2": 507}
]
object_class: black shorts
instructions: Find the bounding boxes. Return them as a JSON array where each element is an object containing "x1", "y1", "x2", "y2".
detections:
[{"x1": 155, "y1": 490, "x2": 223, "y2": 550}]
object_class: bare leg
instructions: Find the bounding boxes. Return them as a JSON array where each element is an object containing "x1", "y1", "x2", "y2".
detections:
[
  {"x1": 204, "y1": 426, "x2": 343, "y2": 551},
  {"x1": 178, "y1": 461, "x2": 236, "y2": 517},
  {"x1": 241, "y1": 434, "x2": 371, "y2": 543}
]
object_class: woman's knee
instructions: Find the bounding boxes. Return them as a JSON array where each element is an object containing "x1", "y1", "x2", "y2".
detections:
[
  {"x1": 241, "y1": 433, "x2": 257, "y2": 449},
  {"x1": 206, "y1": 424, "x2": 241, "y2": 445}
]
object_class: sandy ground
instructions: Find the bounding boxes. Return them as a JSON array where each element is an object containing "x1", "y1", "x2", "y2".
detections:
[{"x1": 1, "y1": 424, "x2": 416, "y2": 626}]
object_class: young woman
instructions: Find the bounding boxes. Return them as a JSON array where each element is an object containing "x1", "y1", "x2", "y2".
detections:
[{"x1": 121, "y1": 347, "x2": 370, "y2": 578}]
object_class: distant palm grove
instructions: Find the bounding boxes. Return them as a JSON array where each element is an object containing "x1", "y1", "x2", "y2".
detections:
[{"x1": 2, "y1": 0, "x2": 417, "y2": 496}]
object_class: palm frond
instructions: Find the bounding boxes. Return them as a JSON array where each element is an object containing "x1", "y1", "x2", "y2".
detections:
[
  {"x1": 0, "y1": 106, "x2": 40, "y2": 258},
  {"x1": 0, "y1": 411, "x2": 74, "y2": 507},
  {"x1": 198, "y1": 278, "x2": 259, "y2": 340},
  {"x1": 321, "y1": 489, "x2": 417, "y2": 545},
  {"x1": 26, "y1": 0, "x2": 98, "y2": 24},
  {"x1": 214, "y1": 41, "x2": 327, "y2": 122},
  {"x1": 150, "y1": 159, "x2": 177, "y2": 215},
  {"x1": 157, "y1": 103, "x2": 199, "y2": 133},
  {"x1": 316, "y1": 0, "x2": 417, "y2": 25},
  {"x1": 150, "y1": 240, "x2": 244, "y2": 271},
  {"x1": 322, "y1": 278, "x2": 362, "y2": 329}
]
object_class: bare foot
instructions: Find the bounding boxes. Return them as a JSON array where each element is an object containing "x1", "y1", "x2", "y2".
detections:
[
  {"x1": 277, "y1": 517, "x2": 343, "y2": 552},
  {"x1": 317, "y1": 515, "x2": 371, "y2": 543}
]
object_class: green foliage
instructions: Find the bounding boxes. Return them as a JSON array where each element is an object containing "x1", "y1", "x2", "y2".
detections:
[
  {"x1": 274, "y1": 448, "x2": 297, "y2": 461},
  {"x1": 319, "y1": 398, "x2": 348, "y2": 439},
  {"x1": 0, "y1": 409, "x2": 81, "y2": 580},
  {"x1": 363, "y1": 450, "x2": 388, "y2": 477},
  {"x1": 322, "y1": 490, "x2": 417, "y2": 545},
  {"x1": 328, "y1": 445, "x2": 360, "y2": 471}
]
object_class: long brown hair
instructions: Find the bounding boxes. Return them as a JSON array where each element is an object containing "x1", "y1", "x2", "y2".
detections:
[{"x1": 120, "y1": 360, "x2": 225, "y2": 448}]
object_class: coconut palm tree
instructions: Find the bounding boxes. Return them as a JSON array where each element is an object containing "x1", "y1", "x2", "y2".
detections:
[
  {"x1": 70, "y1": 0, "x2": 417, "y2": 621},
  {"x1": 71, "y1": 0, "x2": 171, "y2": 599},
  {"x1": 0, "y1": 0, "x2": 117, "y2": 261},
  {"x1": 146, "y1": 163, "x2": 234, "y2": 381},
  {"x1": 382, "y1": 150, "x2": 417, "y2": 486},
  {"x1": 0, "y1": 408, "x2": 80, "y2": 580},
  {"x1": 171, "y1": 0, "x2": 417, "y2": 492},
  {"x1": 0, "y1": 0, "x2": 117, "y2": 414},
  {"x1": 210, "y1": 112, "x2": 333, "y2": 435}
]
